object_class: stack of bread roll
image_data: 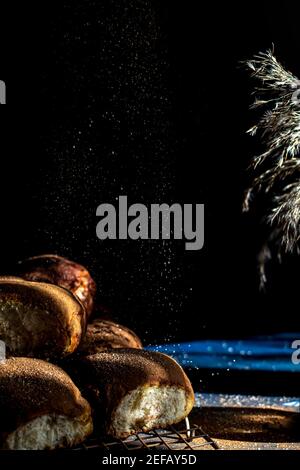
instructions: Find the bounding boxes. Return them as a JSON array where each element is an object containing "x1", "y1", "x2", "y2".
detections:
[{"x1": 0, "y1": 255, "x2": 194, "y2": 450}]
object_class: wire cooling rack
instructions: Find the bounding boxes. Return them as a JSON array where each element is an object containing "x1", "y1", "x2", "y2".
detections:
[{"x1": 73, "y1": 418, "x2": 219, "y2": 451}]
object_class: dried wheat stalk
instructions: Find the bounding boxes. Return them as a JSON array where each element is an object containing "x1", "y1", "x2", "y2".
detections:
[{"x1": 244, "y1": 50, "x2": 300, "y2": 286}]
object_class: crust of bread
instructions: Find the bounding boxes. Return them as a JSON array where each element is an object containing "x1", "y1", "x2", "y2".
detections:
[
  {"x1": 0, "y1": 357, "x2": 93, "y2": 443},
  {"x1": 68, "y1": 349, "x2": 194, "y2": 437},
  {"x1": 0, "y1": 277, "x2": 86, "y2": 358},
  {"x1": 77, "y1": 319, "x2": 142, "y2": 355},
  {"x1": 17, "y1": 255, "x2": 96, "y2": 318}
]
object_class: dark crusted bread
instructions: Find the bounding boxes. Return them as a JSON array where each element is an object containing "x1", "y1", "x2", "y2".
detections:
[
  {"x1": 17, "y1": 254, "x2": 96, "y2": 318},
  {"x1": 67, "y1": 349, "x2": 195, "y2": 438},
  {"x1": 0, "y1": 357, "x2": 93, "y2": 449},
  {"x1": 77, "y1": 319, "x2": 142, "y2": 355},
  {"x1": 0, "y1": 277, "x2": 86, "y2": 358}
]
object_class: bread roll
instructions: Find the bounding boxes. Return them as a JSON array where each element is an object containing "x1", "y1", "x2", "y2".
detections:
[
  {"x1": 0, "y1": 357, "x2": 93, "y2": 450},
  {"x1": 17, "y1": 254, "x2": 96, "y2": 318},
  {"x1": 68, "y1": 349, "x2": 194, "y2": 438},
  {"x1": 0, "y1": 277, "x2": 86, "y2": 359},
  {"x1": 77, "y1": 319, "x2": 142, "y2": 355}
]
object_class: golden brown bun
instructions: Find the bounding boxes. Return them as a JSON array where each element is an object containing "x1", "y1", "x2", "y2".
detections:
[
  {"x1": 17, "y1": 254, "x2": 96, "y2": 318},
  {"x1": 0, "y1": 277, "x2": 86, "y2": 358},
  {"x1": 0, "y1": 357, "x2": 93, "y2": 449},
  {"x1": 68, "y1": 349, "x2": 195, "y2": 438},
  {"x1": 77, "y1": 319, "x2": 142, "y2": 355}
]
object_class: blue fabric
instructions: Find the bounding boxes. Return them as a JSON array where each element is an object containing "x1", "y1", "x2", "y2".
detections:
[{"x1": 146, "y1": 333, "x2": 300, "y2": 372}]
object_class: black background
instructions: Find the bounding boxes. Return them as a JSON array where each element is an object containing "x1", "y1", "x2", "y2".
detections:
[{"x1": 0, "y1": 1, "x2": 299, "y2": 344}]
